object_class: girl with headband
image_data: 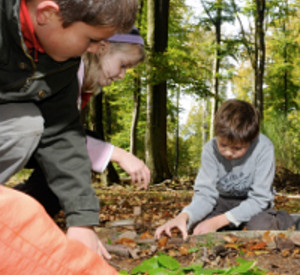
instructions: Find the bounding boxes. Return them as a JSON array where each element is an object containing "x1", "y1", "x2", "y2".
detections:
[{"x1": 80, "y1": 27, "x2": 150, "y2": 189}]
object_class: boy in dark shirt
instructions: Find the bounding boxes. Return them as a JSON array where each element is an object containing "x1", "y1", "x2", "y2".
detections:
[{"x1": 0, "y1": 0, "x2": 137, "y2": 264}]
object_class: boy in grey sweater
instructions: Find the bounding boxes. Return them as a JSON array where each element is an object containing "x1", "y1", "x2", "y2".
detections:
[{"x1": 155, "y1": 99, "x2": 294, "y2": 240}]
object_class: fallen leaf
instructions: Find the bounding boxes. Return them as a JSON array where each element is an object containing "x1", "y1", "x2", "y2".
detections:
[
  {"x1": 117, "y1": 237, "x2": 137, "y2": 248},
  {"x1": 262, "y1": 230, "x2": 275, "y2": 243},
  {"x1": 157, "y1": 236, "x2": 169, "y2": 248},
  {"x1": 179, "y1": 246, "x2": 189, "y2": 255},
  {"x1": 222, "y1": 234, "x2": 238, "y2": 243},
  {"x1": 168, "y1": 249, "x2": 178, "y2": 257},
  {"x1": 249, "y1": 241, "x2": 267, "y2": 250},
  {"x1": 224, "y1": 243, "x2": 238, "y2": 250},
  {"x1": 140, "y1": 231, "x2": 154, "y2": 239},
  {"x1": 281, "y1": 249, "x2": 290, "y2": 257}
]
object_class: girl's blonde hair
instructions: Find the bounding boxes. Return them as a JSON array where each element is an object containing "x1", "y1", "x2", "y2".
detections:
[{"x1": 82, "y1": 42, "x2": 145, "y2": 95}]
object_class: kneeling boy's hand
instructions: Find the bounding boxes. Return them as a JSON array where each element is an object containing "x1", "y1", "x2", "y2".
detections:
[
  {"x1": 155, "y1": 212, "x2": 189, "y2": 241},
  {"x1": 66, "y1": 226, "x2": 111, "y2": 260},
  {"x1": 193, "y1": 214, "x2": 229, "y2": 235}
]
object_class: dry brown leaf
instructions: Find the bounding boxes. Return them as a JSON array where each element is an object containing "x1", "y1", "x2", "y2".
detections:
[
  {"x1": 224, "y1": 243, "x2": 238, "y2": 250},
  {"x1": 277, "y1": 232, "x2": 288, "y2": 239},
  {"x1": 249, "y1": 241, "x2": 267, "y2": 250},
  {"x1": 243, "y1": 249, "x2": 255, "y2": 257},
  {"x1": 140, "y1": 232, "x2": 154, "y2": 240},
  {"x1": 263, "y1": 230, "x2": 275, "y2": 243},
  {"x1": 117, "y1": 237, "x2": 137, "y2": 248},
  {"x1": 254, "y1": 250, "x2": 270, "y2": 255},
  {"x1": 281, "y1": 249, "x2": 290, "y2": 257},
  {"x1": 157, "y1": 236, "x2": 169, "y2": 248},
  {"x1": 179, "y1": 246, "x2": 189, "y2": 255},
  {"x1": 222, "y1": 234, "x2": 238, "y2": 243},
  {"x1": 168, "y1": 249, "x2": 178, "y2": 257}
]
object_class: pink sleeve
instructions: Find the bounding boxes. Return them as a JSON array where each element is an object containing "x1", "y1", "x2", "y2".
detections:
[
  {"x1": 77, "y1": 59, "x2": 85, "y2": 109},
  {"x1": 86, "y1": 136, "x2": 114, "y2": 172}
]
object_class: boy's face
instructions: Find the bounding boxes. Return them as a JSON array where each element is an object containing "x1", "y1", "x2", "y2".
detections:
[
  {"x1": 35, "y1": 12, "x2": 116, "y2": 62},
  {"x1": 217, "y1": 137, "x2": 250, "y2": 161}
]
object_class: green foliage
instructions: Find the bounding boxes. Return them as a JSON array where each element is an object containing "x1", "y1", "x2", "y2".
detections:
[
  {"x1": 102, "y1": 68, "x2": 147, "y2": 158},
  {"x1": 121, "y1": 254, "x2": 268, "y2": 275},
  {"x1": 263, "y1": 111, "x2": 300, "y2": 173},
  {"x1": 84, "y1": 0, "x2": 300, "y2": 181}
]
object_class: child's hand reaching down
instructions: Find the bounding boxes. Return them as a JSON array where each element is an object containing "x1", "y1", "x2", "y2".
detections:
[
  {"x1": 111, "y1": 147, "x2": 150, "y2": 189},
  {"x1": 66, "y1": 226, "x2": 111, "y2": 260},
  {"x1": 155, "y1": 212, "x2": 189, "y2": 241}
]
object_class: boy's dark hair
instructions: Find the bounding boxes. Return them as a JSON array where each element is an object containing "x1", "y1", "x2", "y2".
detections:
[
  {"x1": 214, "y1": 99, "x2": 260, "y2": 143},
  {"x1": 55, "y1": 0, "x2": 138, "y2": 32}
]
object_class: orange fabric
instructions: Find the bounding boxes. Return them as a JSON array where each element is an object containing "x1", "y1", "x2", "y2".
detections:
[{"x1": 0, "y1": 186, "x2": 117, "y2": 275}]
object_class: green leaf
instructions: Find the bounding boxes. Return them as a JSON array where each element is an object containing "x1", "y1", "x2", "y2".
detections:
[
  {"x1": 224, "y1": 258, "x2": 256, "y2": 274},
  {"x1": 188, "y1": 247, "x2": 200, "y2": 253},
  {"x1": 107, "y1": 237, "x2": 112, "y2": 245},
  {"x1": 182, "y1": 264, "x2": 204, "y2": 272},
  {"x1": 131, "y1": 257, "x2": 160, "y2": 274},
  {"x1": 194, "y1": 269, "x2": 225, "y2": 275},
  {"x1": 118, "y1": 270, "x2": 130, "y2": 275},
  {"x1": 148, "y1": 267, "x2": 173, "y2": 275},
  {"x1": 157, "y1": 254, "x2": 180, "y2": 270}
]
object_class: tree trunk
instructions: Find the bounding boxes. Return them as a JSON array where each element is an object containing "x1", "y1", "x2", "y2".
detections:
[
  {"x1": 231, "y1": 0, "x2": 265, "y2": 118},
  {"x1": 282, "y1": 5, "x2": 288, "y2": 117},
  {"x1": 174, "y1": 87, "x2": 180, "y2": 176},
  {"x1": 202, "y1": 100, "x2": 209, "y2": 144},
  {"x1": 145, "y1": 0, "x2": 171, "y2": 183},
  {"x1": 93, "y1": 93, "x2": 120, "y2": 184},
  {"x1": 253, "y1": 0, "x2": 265, "y2": 119},
  {"x1": 209, "y1": 10, "x2": 222, "y2": 139},
  {"x1": 201, "y1": 0, "x2": 222, "y2": 139},
  {"x1": 130, "y1": 78, "x2": 141, "y2": 155}
]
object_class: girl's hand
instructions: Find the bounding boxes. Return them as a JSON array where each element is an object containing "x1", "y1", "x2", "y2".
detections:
[{"x1": 111, "y1": 147, "x2": 150, "y2": 189}]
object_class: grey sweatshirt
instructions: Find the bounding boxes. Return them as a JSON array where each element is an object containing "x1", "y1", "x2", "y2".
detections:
[{"x1": 182, "y1": 133, "x2": 275, "y2": 228}]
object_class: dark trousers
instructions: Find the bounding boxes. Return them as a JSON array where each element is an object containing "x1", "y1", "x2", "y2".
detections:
[{"x1": 201, "y1": 196, "x2": 295, "y2": 231}]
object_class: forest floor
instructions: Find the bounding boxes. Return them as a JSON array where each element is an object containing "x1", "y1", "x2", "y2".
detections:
[
  {"x1": 56, "y1": 166, "x2": 300, "y2": 274},
  {"x1": 7, "y1": 166, "x2": 300, "y2": 274}
]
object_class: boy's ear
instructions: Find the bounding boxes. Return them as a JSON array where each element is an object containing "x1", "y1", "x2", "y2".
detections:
[
  {"x1": 36, "y1": 1, "x2": 60, "y2": 25},
  {"x1": 98, "y1": 41, "x2": 110, "y2": 55}
]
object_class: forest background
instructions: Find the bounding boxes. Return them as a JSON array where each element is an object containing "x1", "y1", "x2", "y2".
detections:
[{"x1": 82, "y1": 0, "x2": 300, "y2": 185}]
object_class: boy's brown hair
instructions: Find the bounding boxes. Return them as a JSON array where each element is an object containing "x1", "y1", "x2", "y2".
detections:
[
  {"x1": 214, "y1": 99, "x2": 260, "y2": 143},
  {"x1": 55, "y1": 0, "x2": 138, "y2": 32}
]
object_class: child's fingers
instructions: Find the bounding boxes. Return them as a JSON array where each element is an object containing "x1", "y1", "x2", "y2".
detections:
[
  {"x1": 165, "y1": 227, "x2": 172, "y2": 238},
  {"x1": 155, "y1": 226, "x2": 167, "y2": 240},
  {"x1": 98, "y1": 240, "x2": 112, "y2": 260},
  {"x1": 180, "y1": 228, "x2": 188, "y2": 240},
  {"x1": 132, "y1": 167, "x2": 151, "y2": 190}
]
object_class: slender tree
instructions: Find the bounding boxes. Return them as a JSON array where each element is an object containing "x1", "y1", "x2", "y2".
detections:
[
  {"x1": 231, "y1": 0, "x2": 266, "y2": 118},
  {"x1": 201, "y1": 0, "x2": 223, "y2": 138},
  {"x1": 253, "y1": 0, "x2": 266, "y2": 117},
  {"x1": 145, "y1": 0, "x2": 172, "y2": 183},
  {"x1": 130, "y1": 78, "x2": 141, "y2": 154}
]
